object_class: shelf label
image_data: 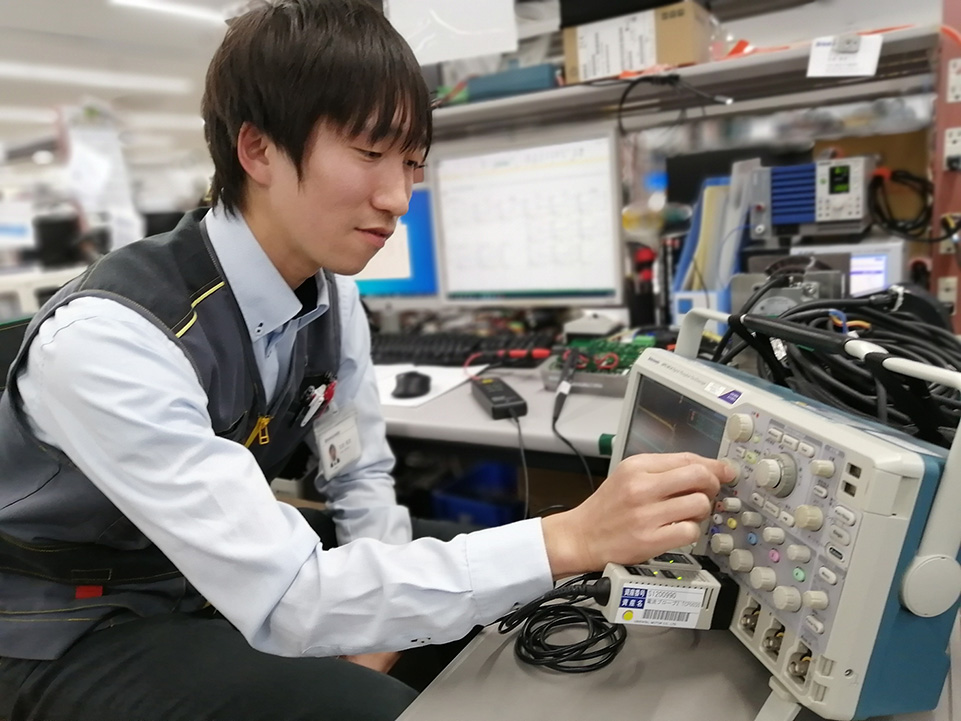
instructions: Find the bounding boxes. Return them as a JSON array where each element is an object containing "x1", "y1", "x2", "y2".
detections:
[{"x1": 807, "y1": 35, "x2": 883, "y2": 78}]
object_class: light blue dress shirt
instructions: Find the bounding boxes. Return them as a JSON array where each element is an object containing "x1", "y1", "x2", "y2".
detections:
[{"x1": 16, "y1": 206, "x2": 553, "y2": 657}]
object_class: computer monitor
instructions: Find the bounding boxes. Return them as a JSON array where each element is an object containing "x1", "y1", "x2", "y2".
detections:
[
  {"x1": 789, "y1": 238, "x2": 906, "y2": 296},
  {"x1": 432, "y1": 127, "x2": 624, "y2": 307},
  {"x1": 354, "y1": 187, "x2": 439, "y2": 307}
]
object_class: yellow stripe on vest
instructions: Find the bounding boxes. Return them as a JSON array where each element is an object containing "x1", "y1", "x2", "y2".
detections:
[{"x1": 175, "y1": 281, "x2": 226, "y2": 338}]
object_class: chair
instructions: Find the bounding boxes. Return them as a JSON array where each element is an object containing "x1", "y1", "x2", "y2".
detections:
[{"x1": 0, "y1": 316, "x2": 31, "y2": 393}]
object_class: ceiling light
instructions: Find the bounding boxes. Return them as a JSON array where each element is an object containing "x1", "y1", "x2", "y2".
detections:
[
  {"x1": 124, "y1": 112, "x2": 204, "y2": 130},
  {"x1": 0, "y1": 106, "x2": 58, "y2": 124},
  {"x1": 0, "y1": 61, "x2": 192, "y2": 94},
  {"x1": 32, "y1": 150, "x2": 55, "y2": 165},
  {"x1": 109, "y1": 0, "x2": 226, "y2": 24}
]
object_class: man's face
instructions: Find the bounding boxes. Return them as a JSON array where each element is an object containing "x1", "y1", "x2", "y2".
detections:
[{"x1": 265, "y1": 122, "x2": 426, "y2": 280}]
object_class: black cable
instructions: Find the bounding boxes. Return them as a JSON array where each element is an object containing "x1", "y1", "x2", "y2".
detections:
[
  {"x1": 712, "y1": 274, "x2": 791, "y2": 362},
  {"x1": 496, "y1": 574, "x2": 625, "y2": 673},
  {"x1": 712, "y1": 288, "x2": 961, "y2": 446},
  {"x1": 552, "y1": 350, "x2": 596, "y2": 492},
  {"x1": 552, "y1": 418, "x2": 596, "y2": 492},
  {"x1": 615, "y1": 73, "x2": 732, "y2": 136},
  {"x1": 868, "y1": 171, "x2": 958, "y2": 243},
  {"x1": 510, "y1": 413, "x2": 530, "y2": 520}
]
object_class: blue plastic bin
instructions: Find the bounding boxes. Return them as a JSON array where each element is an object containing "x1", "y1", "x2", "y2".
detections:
[{"x1": 431, "y1": 462, "x2": 523, "y2": 527}]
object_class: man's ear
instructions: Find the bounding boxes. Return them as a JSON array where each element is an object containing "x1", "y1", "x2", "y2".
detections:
[{"x1": 236, "y1": 122, "x2": 274, "y2": 189}]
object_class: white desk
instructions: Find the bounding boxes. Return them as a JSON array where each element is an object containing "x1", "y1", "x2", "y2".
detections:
[{"x1": 381, "y1": 368, "x2": 623, "y2": 461}]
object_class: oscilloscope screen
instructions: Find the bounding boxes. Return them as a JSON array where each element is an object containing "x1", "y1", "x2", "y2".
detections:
[{"x1": 624, "y1": 376, "x2": 725, "y2": 459}]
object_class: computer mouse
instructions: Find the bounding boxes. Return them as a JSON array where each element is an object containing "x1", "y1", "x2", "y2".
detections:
[{"x1": 391, "y1": 370, "x2": 431, "y2": 399}]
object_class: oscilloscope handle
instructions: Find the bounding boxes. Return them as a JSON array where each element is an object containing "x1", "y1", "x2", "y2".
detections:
[{"x1": 675, "y1": 308, "x2": 961, "y2": 618}]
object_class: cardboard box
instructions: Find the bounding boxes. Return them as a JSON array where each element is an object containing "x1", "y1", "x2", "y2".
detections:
[{"x1": 563, "y1": 1, "x2": 714, "y2": 84}]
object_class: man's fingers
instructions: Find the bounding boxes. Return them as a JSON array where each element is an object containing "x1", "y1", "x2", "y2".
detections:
[
  {"x1": 645, "y1": 519, "x2": 702, "y2": 552},
  {"x1": 652, "y1": 493, "x2": 713, "y2": 525},
  {"x1": 651, "y1": 462, "x2": 722, "y2": 501},
  {"x1": 624, "y1": 452, "x2": 733, "y2": 484}
]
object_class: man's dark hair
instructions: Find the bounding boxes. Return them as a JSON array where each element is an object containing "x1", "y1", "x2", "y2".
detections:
[{"x1": 202, "y1": 0, "x2": 432, "y2": 214}]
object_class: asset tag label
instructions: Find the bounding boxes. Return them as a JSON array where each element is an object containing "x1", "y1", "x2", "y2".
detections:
[{"x1": 617, "y1": 584, "x2": 704, "y2": 629}]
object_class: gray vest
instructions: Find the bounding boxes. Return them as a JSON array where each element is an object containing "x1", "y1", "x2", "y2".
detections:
[{"x1": 0, "y1": 209, "x2": 341, "y2": 659}]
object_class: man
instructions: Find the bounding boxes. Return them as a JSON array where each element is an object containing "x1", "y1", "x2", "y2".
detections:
[{"x1": 0, "y1": 1, "x2": 731, "y2": 720}]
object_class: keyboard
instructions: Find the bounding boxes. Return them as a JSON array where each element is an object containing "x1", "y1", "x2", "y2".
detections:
[{"x1": 370, "y1": 331, "x2": 557, "y2": 367}]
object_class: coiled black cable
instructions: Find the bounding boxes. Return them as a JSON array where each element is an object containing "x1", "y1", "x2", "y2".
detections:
[{"x1": 496, "y1": 574, "x2": 625, "y2": 673}]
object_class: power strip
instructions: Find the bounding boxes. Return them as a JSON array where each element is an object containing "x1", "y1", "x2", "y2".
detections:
[{"x1": 598, "y1": 553, "x2": 737, "y2": 630}]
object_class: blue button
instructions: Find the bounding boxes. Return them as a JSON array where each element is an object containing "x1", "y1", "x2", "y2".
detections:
[
  {"x1": 747, "y1": 533, "x2": 758, "y2": 545},
  {"x1": 710, "y1": 526, "x2": 720, "y2": 535}
]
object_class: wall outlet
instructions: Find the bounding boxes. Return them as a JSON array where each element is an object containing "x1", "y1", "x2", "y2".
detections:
[
  {"x1": 949, "y1": 58, "x2": 961, "y2": 104},
  {"x1": 946, "y1": 128, "x2": 961, "y2": 171},
  {"x1": 937, "y1": 276, "x2": 958, "y2": 314}
]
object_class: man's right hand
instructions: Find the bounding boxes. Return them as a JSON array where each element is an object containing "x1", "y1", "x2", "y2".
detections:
[{"x1": 540, "y1": 452, "x2": 734, "y2": 579}]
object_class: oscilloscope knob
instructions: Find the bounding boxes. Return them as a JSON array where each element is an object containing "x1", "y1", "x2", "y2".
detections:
[
  {"x1": 787, "y1": 545, "x2": 812, "y2": 563},
  {"x1": 725, "y1": 414, "x2": 754, "y2": 443},
  {"x1": 721, "y1": 497, "x2": 743, "y2": 512},
  {"x1": 773, "y1": 585, "x2": 802, "y2": 612},
  {"x1": 762, "y1": 527, "x2": 786, "y2": 545},
  {"x1": 810, "y1": 460, "x2": 836, "y2": 478},
  {"x1": 720, "y1": 459, "x2": 742, "y2": 487},
  {"x1": 710, "y1": 533, "x2": 735, "y2": 555},
  {"x1": 729, "y1": 549, "x2": 755, "y2": 573},
  {"x1": 740, "y1": 511, "x2": 763, "y2": 528},
  {"x1": 749, "y1": 567, "x2": 777, "y2": 592},
  {"x1": 795, "y1": 505, "x2": 825, "y2": 531},
  {"x1": 756, "y1": 454, "x2": 797, "y2": 498},
  {"x1": 802, "y1": 591, "x2": 830, "y2": 610}
]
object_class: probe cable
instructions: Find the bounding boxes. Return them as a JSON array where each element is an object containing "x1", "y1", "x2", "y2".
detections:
[{"x1": 495, "y1": 574, "x2": 625, "y2": 673}]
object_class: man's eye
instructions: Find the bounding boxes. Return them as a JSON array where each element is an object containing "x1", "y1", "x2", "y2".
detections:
[
  {"x1": 406, "y1": 160, "x2": 426, "y2": 170},
  {"x1": 358, "y1": 149, "x2": 382, "y2": 159}
]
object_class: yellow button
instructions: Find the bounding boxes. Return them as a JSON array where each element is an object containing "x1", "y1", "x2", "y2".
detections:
[
  {"x1": 623, "y1": 611, "x2": 634, "y2": 621},
  {"x1": 726, "y1": 518, "x2": 738, "y2": 530}
]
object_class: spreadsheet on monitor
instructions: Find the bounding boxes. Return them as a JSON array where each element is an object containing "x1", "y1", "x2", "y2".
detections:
[{"x1": 433, "y1": 132, "x2": 623, "y2": 306}]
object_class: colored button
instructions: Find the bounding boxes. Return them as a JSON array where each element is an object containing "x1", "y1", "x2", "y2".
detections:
[
  {"x1": 745, "y1": 451, "x2": 759, "y2": 464},
  {"x1": 726, "y1": 518, "x2": 738, "y2": 530},
  {"x1": 793, "y1": 567, "x2": 806, "y2": 582},
  {"x1": 833, "y1": 506, "x2": 856, "y2": 526},
  {"x1": 798, "y1": 442, "x2": 815, "y2": 458},
  {"x1": 813, "y1": 485, "x2": 828, "y2": 498},
  {"x1": 747, "y1": 533, "x2": 758, "y2": 545},
  {"x1": 805, "y1": 616, "x2": 825, "y2": 635},
  {"x1": 713, "y1": 513, "x2": 724, "y2": 525},
  {"x1": 781, "y1": 435, "x2": 799, "y2": 451},
  {"x1": 752, "y1": 434, "x2": 762, "y2": 444},
  {"x1": 818, "y1": 567, "x2": 838, "y2": 585},
  {"x1": 828, "y1": 525, "x2": 851, "y2": 546},
  {"x1": 779, "y1": 512, "x2": 795, "y2": 527},
  {"x1": 710, "y1": 526, "x2": 720, "y2": 535},
  {"x1": 769, "y1": 549, "x2": 781, "y2": 563}
]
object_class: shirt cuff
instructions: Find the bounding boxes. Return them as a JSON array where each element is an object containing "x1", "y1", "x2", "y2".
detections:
[{"x1": 464, "y1": 517, "x2": 554, "y2": 624}]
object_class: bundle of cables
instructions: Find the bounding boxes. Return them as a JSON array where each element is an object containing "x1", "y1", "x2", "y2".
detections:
[
  {"x1": 868, "y1": 168, "x2": 959, "y2": 243},
  {"x1": 495, "y1": 573, "x2": 626, "y2": 673},
  {"x1": 709, "y1": 287, "x2": 961, "y2": 448}
]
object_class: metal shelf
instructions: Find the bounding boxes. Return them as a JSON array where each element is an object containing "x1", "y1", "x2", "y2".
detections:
[{"x1": 432, "y1": 25, "x2": 939, "y2": 140}]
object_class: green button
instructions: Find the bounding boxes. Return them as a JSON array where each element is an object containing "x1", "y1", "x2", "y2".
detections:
[{"x1": 793, "y1": 567, "x2": 806, "y2": 582}]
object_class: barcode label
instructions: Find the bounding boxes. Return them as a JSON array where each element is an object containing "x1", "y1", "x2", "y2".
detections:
[{"x1": 642, "y1": 609, "x2": 690, "y2": 623}]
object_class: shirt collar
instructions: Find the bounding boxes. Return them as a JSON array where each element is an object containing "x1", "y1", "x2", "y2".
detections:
[{"x1": 203, "y1": 205, "x2": 329, "y2": 342}]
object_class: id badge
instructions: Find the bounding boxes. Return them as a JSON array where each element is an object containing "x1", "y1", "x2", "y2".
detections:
[{"x1": 314, "y1": 406, "x2": 362, "y2": 477}]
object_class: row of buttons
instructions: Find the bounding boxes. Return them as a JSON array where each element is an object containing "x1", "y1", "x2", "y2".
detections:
[
  {"x1": 765, "y1": 428, "x2": 816, "y2": 458},
  {"x1": 749, "y1": 492, "x2": 797, "y2": 527}
]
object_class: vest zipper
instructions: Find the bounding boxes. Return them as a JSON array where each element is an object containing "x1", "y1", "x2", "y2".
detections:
[{"x1": 244, "y1": 416, "x2": 272, "y2": 447}]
